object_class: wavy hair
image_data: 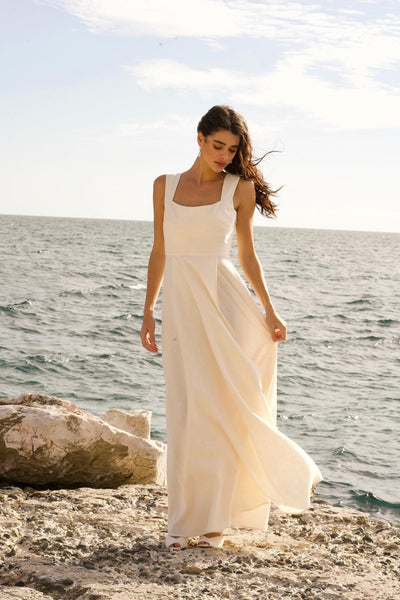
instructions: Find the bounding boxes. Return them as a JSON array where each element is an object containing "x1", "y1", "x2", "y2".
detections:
[{"x1": 197, "y1": 105, "x2": 280, "y2": 218}]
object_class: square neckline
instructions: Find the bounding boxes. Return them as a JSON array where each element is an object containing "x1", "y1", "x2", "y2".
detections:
[{"x1": 171, "y1": 172, "x2": 228, "y2": 208}]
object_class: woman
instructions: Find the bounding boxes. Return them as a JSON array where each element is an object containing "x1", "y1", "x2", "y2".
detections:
[{"x1": 140, "y1": 105, "x2": 322, "y2": 550}]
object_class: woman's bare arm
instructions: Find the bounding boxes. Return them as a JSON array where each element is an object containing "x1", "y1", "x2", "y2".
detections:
[
  {"x1": 140, "y1": 175, "x2": 166, "y2": 353},
  {"x1": 235, "y1": 178, "x2": 287, "y2": 342}
]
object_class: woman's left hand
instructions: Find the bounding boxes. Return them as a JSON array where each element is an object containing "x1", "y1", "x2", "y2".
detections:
[{"x1": 266, "y1": 312, "x2": 287, "y2": 342}]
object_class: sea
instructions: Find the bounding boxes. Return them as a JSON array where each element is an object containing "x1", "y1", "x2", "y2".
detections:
[{"x1": 1, "y1": 214, "x2": 399, "y2": 524}]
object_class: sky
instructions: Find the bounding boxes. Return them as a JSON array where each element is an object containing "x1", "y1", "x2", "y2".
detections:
[{"x1": 1, "y1": 0, "x2": 399, "y2": 232}]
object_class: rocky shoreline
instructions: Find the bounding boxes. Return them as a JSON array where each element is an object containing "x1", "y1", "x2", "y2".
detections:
[{"x1": 1, "y1": 483, "x2": 399, "y2": 600}]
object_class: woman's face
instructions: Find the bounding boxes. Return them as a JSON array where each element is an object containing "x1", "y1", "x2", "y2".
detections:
[{"x1": 198, "y1": 129, "x2": 240, "y2": 172}]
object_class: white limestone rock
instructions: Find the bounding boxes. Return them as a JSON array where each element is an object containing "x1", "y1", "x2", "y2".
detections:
[
  {"x1": 0, "y1": 393, "x2": 166, "y2": 487},
  {"x1": 101, "y1": 408, "x2": 151, "y2": 439}
]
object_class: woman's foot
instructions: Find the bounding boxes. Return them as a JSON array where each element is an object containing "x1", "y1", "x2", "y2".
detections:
[
  {"x1": 198, "y1": 531, "x2": 225, "y2": 548},
  {"x1": 165, "y1": 535, "x2": 188, "y2": 550}
]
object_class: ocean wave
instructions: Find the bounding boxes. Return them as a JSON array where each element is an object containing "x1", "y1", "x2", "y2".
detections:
[
  {"x1": 351, "y1": 490, "x2": 400, "y2": 510},
  {"x1": 346, "y1": 298, "x2": 371, "y2": 305},
  {"x1": 0, "y1": 299, "x2": 32, "y2": 312},
  {"x1": 334, "y1": 313, "x2": 350, "y2": 321},
  {"x1": 332, "y1": 446, "x2": 359, "y2": 458},
  {"x1": 16, "y1": 362, "x2": 43, "y2": 374},
  {"x1": 377, "y1": 318, "x2": 397, "y2": 327},
  {"x1": 127, "y1": 283, "x2": 146, "y2": 290},
  {"x1": 0, "y1": 305, "x2": 15, "y2": 314},
  {"x1": 57, "y1": 282, "x2": 141, "y2": 299},
  {"x1": 18, "y1": 326, "x2": 42, "y2": 334},
  {"x1": 100, "y1": 282, "x2": 135, "y2": 290},
  {"x1": 59, "y1": 289, "x2": 94, "y2": 298}
]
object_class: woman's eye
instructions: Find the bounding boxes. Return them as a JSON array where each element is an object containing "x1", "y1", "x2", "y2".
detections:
[{"x1": 214, "y1": 145, "x2": 236, "y2": 153}]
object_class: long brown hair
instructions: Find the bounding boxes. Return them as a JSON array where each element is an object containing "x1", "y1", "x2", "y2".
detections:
[{"x1": 197, "y1": 105, "x2": 280, "y2": 218}]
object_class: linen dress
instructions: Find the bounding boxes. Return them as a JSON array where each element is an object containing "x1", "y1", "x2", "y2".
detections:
[{"x1": 161, "y1": 171, "x2": 322, "y2": 537}]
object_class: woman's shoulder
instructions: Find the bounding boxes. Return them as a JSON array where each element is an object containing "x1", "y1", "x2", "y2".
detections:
[
  {"x1": 234, "y1": 175, "x2": 255, "y2": 194},
  {"x1": 153, "y1": 174, "x2": 179, "y2": 205},
  {"x1": 153, "y1": 172, "x2": 180, "y2": 188},
  {"x1": 233, "y1": 176, "x2": 255, "y2": 209},
  {"x1": 153, "y1": 174, "x2": 167, "y2": 188},
  {"x1": 227, "y1": 172, "x2": 254, "y2": 186}
]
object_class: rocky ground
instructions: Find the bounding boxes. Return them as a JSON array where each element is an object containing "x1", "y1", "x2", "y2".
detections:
[{"x1": 0, "y1": 483, "x2": 399, "y2": 600}]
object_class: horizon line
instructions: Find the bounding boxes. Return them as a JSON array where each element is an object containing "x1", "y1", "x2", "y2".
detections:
[{"x1": 1, "y1": 212, "x2": 399, "y2": 236}]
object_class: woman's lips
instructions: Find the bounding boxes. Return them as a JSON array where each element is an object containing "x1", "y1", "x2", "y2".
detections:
[{"x1": 215, "y1": 161, "x2": 225, "y2": 167}]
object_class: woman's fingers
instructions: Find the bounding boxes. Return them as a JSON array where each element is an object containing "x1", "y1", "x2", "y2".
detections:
[
  {"x1": 266, "y1": 313, "x2": 287, "y2": 343},
  {"x1": 140, "y1": 313, "x2": 159, "y2": 352},
  {"x1": 140, "y1": 329, "x2": 158, "y2": 353},
  {"x1": 273, "y1": 327, "x2": 287, "y2": 342}
]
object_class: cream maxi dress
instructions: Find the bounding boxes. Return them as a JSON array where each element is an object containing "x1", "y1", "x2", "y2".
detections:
[{"x1": 161, "y1": 171, "x2": 322, "y2": 537}]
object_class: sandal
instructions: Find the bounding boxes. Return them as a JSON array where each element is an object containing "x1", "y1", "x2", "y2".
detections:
[
  {"x1": 165, "y1": 535, "x2": 188, "y2": 550},
  {"x1": 198, "y1": 534, "x2": 225, "y2": 548}
]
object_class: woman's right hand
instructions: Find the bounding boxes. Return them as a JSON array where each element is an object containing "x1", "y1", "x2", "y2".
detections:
[
  {"x1": 266, "y1": 311, "x2": 287, "y2": 343},
  {"x1": 140, "y1": 313, "x2": 159, "y2": 353}
]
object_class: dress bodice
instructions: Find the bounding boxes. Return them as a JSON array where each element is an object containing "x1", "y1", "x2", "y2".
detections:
[{"x1": 163, "y1": 172, "x2": 240, "y2": 257}]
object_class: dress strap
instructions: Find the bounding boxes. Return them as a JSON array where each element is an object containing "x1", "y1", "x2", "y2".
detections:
[
  {"x1": 222, "y1": 173, "x2": 241, "y2": 210},
  {"x1": 164, "y1": 173, "x2": 181, "y2": 207}
]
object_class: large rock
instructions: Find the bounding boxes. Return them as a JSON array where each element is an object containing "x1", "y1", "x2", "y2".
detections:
[
  {"x1": 101, "y1": 408, "x2": 151, "y2": 439},
  {"x1": 0, "y1": 393, "x2": 166, "y2": 487}
]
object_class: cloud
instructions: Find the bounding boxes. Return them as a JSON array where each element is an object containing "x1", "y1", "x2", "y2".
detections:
[
  {"x1": 126, "y1": 58, "x2": 400, "y2": 130},
  {"x1": 44, "y1": 0, "x2": 400, "y2": 57},
  {"x1": 43, "y1": 0, "x2": 400, "y2": 129},
  {"x1": 42, "y1": 0, "x2": 241, "y2": 37},
  {"x1": 125, "y1": 60, "x2": 239, "y2": 93},
  {"x1": 45, "y1": 1, "x2": 400, "y2": 82},
  {"x1": 119, "y1": 113, "x2": 198, "y2": 138},
  {"x1": 119, "y1": 112, "x2": 285, "y2": 151}
]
